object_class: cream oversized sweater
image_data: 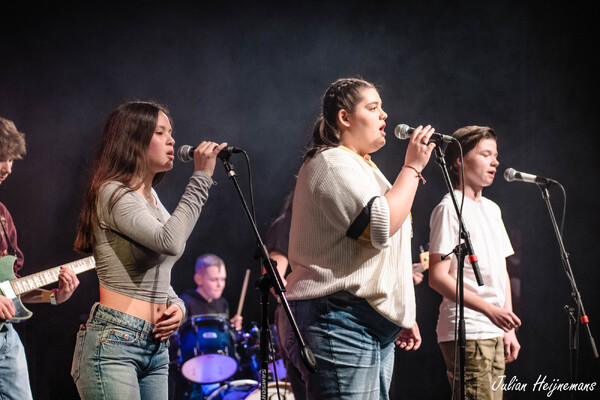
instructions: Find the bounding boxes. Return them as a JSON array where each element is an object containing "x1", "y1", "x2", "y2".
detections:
[{"x1": 285, "y1": 147, "x2": 416, "y2": 328}]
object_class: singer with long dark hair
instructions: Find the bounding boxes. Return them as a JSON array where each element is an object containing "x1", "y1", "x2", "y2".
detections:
[
  {"x1": 278, "y1": 77, "x2": 436, "y2": 399},
  {"x1": 71, "y1": 101, "x2": 226, "y2": 399}
]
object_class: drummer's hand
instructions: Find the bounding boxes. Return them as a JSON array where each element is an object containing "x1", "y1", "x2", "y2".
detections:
[
  {"x1": 153, "y1": 305, "x2": 184, "y2": 341},
  {"x1": 230, "y1": 315, "x2": 243, "y2": 331}
]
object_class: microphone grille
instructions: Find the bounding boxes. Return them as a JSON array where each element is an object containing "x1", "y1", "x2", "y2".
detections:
[
  {"x1": 177, "y1": 145, "x2": 193, "y2": 163},
  {"x1": 394, "y1": 124, "x2": 412, "y2": 140},
  {"x1": 503, "y1": 168, "x2": 516, "y2": 182}
]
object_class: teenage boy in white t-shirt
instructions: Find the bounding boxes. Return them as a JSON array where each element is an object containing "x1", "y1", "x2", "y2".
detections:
[{"x1": 429, "y1": 125, "x2": 521, "y2": 400}]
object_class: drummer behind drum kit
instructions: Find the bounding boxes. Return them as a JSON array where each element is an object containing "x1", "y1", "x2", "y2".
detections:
[{"x1": 172, "y1": 314, "x2": 294, "y2": 399}]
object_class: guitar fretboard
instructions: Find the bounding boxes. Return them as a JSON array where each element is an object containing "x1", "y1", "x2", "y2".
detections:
[{"x1": 10, "y1": 256, "x2": 95, "y2": 295}]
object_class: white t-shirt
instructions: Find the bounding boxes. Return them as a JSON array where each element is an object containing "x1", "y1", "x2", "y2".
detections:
[{"x1": 429, "y1": 190, "x2": 513, "y2": 342}]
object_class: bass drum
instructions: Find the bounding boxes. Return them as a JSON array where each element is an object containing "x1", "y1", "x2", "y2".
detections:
[
  {"x1": 178, "y1": 315, "x2": 238, "y2": 384},
  {"x1": 207, "y1": 380, "x2": 295, "y2": 400}
]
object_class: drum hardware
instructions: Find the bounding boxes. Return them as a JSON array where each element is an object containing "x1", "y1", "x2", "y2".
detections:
[{"x1": 206, "y1": 380, "x2": 295, "y2": 400}]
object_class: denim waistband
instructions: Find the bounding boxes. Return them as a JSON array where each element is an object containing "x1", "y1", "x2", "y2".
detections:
[{"x1": 88, "y1": 303, "x2": 156, "y2": 338}]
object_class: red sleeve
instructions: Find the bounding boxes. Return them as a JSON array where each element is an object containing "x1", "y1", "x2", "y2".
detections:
[{"x1": 0, "y1": 202, "x2": 24, "y2": 275}]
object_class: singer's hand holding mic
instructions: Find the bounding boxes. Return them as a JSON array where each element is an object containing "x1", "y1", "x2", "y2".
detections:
[
  {"x1": 180, "y1": 141, "x2": 229, "y2": 176},
  {"x1": 400, "y1": 124, "x2": 437, "y2": 172},
  {"x1": 384, "y1": 124, "x2": 437, "y2": 235}
]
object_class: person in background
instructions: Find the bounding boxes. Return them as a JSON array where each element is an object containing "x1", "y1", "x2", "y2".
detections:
[
  {"x1": 170, "y1": 253, "x2": 243, "y2": 400},
  {"x1": 264, "y1": 191, "x2": 306, "y2": 399},
  {"x1": 179, "y1": 253, "x2": 242, "y2": 329}
]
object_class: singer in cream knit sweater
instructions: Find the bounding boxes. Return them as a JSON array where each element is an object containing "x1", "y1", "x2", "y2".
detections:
[
  {"x1": 286, "y1": 145, "x2": 416, "y2": 328},
  {"x1": 278, "y1": 78, "x2": 436, "y2": 400}
]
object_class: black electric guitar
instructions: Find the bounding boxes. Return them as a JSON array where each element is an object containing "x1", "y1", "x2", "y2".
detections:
[{"x1": 0, "y1": 255, "x2": 96, "y2": 329}]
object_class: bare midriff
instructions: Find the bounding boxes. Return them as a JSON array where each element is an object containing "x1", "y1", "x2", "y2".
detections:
[{"x1": 99, "y1": 285, "x2": 167, "y2": 324}]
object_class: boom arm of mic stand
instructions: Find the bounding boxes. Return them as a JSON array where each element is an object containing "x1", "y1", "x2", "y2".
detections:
[
  {"x1": 219, "y1": 157, "x2": 317, "y2": 387},
  {"x1": 537, "y1": 183, "x2": 598, "y2": 360}
]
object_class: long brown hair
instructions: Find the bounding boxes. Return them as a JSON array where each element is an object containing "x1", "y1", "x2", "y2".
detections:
[
  {"x1": 74, "y1": 101, "x2": 171, "y2": 253},
  {"x1": 304, "y1": 77, "x2": 376, "y2": 159}
]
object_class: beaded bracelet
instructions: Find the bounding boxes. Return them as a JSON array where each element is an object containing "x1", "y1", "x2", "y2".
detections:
[{"x1": 403, "y1": 165, "x2": 426, "y2": 184}]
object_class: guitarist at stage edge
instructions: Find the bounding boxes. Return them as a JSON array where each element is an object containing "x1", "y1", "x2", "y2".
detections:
[{"x1": 0, "y1": 116, "x2": 80, "y2": 400}]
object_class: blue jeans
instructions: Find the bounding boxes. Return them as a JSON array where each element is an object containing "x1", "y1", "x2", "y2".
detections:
[
  {"x1": 275, "y1": 304, "x2": 306, "y2": 399},
  {"x1": 278, "y1": 291, "x2": 401, "y2": 400},
  {"x1": 71, "y1": 303, "x2": 169, "y2": 400},
  {"x1": 0, "y1": 324, "x2": 33, "y2": 400}
]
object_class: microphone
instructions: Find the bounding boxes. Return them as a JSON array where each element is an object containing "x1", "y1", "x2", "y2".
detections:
[
  {"x1": 177, "y1": 144, "x2": 243, "y2": 162},
  {"x1": 394, "y1": 124, "x2": 454, "y2": 144},
  {"x1": 504, "y1": 168, "x2": 555, "y2": 185}
]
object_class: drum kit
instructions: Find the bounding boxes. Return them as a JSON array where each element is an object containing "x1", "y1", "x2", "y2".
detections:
[{"x1": 170, "y1": 314, "x2": 293, "y2": 400}]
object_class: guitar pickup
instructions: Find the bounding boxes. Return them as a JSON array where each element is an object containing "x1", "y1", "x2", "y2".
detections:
[{"x1": 0, "y1": 281, "x2": 16, "y2": 299}]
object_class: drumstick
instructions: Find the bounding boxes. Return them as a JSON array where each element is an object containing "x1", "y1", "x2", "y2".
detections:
[{"x1": 235, "y1": 269, "x2": 251, "y2": 316}]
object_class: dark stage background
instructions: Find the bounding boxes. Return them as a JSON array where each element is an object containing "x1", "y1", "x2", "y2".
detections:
[{"x1": 1, "y1": 1, "x2": 599, "y2": 399}]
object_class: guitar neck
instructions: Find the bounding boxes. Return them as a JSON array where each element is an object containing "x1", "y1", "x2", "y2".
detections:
[{"x1": 10, "y1": 256, "x2": 95, "y2": 296}]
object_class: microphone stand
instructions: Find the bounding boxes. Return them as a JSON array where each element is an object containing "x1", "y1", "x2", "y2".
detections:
[
  {"x1": 432, "y1": 142, "x2": 484, "y2": 400},
  {"x1": 219, "y1": 154, "x2": 316, "y2": 400},
  {"x1": 536, "y1": 183, "x2": 598, "y2": 386}
]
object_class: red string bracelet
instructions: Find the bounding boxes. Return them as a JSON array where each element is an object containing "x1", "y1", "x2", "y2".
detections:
[{"x1": 403, "y1": 165, "x2": 426, "y2": 184}]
